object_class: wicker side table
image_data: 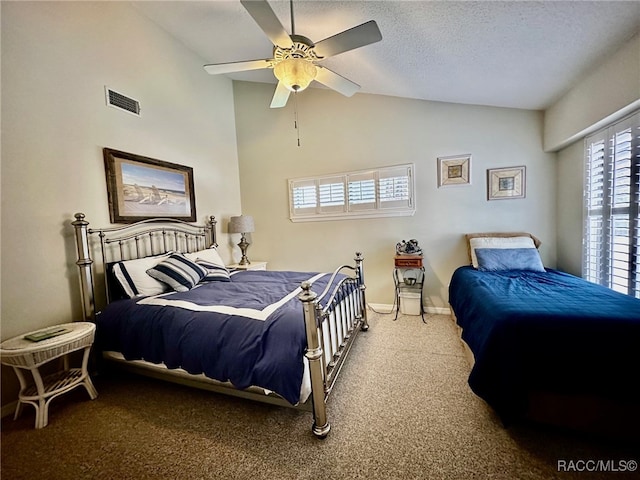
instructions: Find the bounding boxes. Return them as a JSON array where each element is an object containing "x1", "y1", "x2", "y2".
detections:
[{"x1": 0, "y1": 322, "x2": 98, "y2": 428}]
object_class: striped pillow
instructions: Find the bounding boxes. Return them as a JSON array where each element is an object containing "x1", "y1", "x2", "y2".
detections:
[
  {"x1": 196, "y1": 258, "x2": 230, "y2": 282},
  {"x1": 112, "y1": 253, "x2": 173, "y2": 298},
  {"x1": 146, "y1": 253, "x2": 207, "y2": 292}
]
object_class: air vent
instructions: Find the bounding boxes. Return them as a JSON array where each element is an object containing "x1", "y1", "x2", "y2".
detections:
[{"x1": 105, "y1": 87, "x2": 140, "y2": 116}]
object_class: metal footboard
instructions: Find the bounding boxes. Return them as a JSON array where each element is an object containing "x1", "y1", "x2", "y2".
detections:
[{"x1": 299, "y1": 253, "x2": 368, "y2": 438}]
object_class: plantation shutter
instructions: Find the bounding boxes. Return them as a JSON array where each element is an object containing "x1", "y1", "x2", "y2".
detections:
[
  {"x1": 348, "y1": 171, "x2": 377, "y2": 211},
  {"x1": 584, "y1": 133, "x2": 607, "y2": 285},
  {"x1": 379, "y1": 165, "x2": 413, "y2": 210},
  {"x1": 583, "y1": 111, "x2": 640, "y2": 298},
  {"x1": 288, "y1": 163, "x2": 415, "y2": 222},
  {"x1": 289, "y1": 179, "x2": 317, "y2": 216},
  {"x1": 318, "y1": 176, "x2": 346, "y2": 213}
]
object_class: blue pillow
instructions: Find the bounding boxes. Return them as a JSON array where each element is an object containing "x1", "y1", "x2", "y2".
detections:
[
  {"x1": 475, "y1": 248, "x2": 545, "y2": 272},
  {"x1": 146, "y1": 253, "x2": 208, "y2": 292}
]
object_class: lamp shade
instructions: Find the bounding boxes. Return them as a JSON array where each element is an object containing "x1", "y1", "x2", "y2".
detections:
[
  {"x1": 229, "y1": 215, "x2": 255, "y2": 234},
  {"x1": 273, "y1": 58, "x2": 317, "y2": 92}
]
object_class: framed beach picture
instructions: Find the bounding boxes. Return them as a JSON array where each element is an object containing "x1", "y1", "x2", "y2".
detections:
[
  {"x1": 437, "y1": 154, "x2": 471, "y2": 187},
  {"x1": 103, "y1": 148, "x2": 196, "y2": 223},
  {"x1": 487, "y1": 166, "x2": 526, "y2": 200}
]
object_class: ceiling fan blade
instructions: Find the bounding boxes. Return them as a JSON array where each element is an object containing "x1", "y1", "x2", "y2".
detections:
[
  {"x1": 313, "y1": 20, "x2": 382, "y2": 59},
  {"x1": 240, "y1": 0, "x2": 293, "y2": 48},
  {"x1": 314, "y1": 66, "x2": 360, "y2": 97},
  {"x1": 270, "y1": 81, "x2": 291, "y2": 108},
  {"x1": 204, "y1": 59, "x2": 272, "y2": 75}
]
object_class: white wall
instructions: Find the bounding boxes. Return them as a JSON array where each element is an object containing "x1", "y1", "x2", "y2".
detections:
[
  {"x1": 548, "y1": 33, "x2": 640, "y2": 275},
  {"x1": 555, "y1": 141, "x2": 584, "y2": 276},
  {"x1": 1, "y1": 2, "x2": 241, "y2": 405},
  {"x1": 233, "y1": 81, "x2": 557, "y2": 309},
  {"x1": 544, "y1": 33, "x2": 640, "y2": 152}
]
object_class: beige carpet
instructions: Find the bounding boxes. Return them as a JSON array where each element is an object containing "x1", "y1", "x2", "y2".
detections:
[{"x1": 1, "y1": 312, "x2": 638, "y2": 479}]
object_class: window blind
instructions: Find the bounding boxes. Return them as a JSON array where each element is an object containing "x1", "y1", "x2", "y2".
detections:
[
  {"x1": 318, "y1": 176, "x2": 346, "y2": 213},
  {"x1": 289, "y1": 164, "x2": 415, "y2": 222},
  {"x1": 583, "y1": 111, "x2": 639, "y2": 298},
  {"x1": 379, "y1": 165, "x2": 412, "y2": 210},
  {"x1": 348, "y1": 171, "x2": 377, "y2": 211},
  {"x1": 290, "y1": 179, "x2": 317, "y2": 215}
]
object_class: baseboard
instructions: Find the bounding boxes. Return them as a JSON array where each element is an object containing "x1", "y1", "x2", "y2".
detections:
[
  {"x1": 426, "y1": 306, "x2": 452, "y2": 315},
  {"x1": 368, "y1": 304, "x2": 451, "y2": 315},
  {"x1": 367, "y1": 303, "x2": 395, "y2": 314}
]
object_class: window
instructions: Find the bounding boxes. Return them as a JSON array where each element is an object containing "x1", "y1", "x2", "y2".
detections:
[
  {"x1": 289, "y1": 164, "x2": 415, "y2": 222},
  {"x1": 583, "y1": 111, "x2": 639, "y2": 298}
]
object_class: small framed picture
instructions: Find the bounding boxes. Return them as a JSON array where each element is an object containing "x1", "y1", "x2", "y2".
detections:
[
  {"x1": 487, "y1": 166, "x2": 526, "y2": 200},
  {"x1": 437, "y1": 154, "x2": 471, "y2": 187}
]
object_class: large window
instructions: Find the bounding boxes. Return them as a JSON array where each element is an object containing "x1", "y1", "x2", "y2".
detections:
[
  {"x1": 289, "y1": 164, "x2": 415, "y2": 222},
  {"x1": 583, "y1": 112, "x2": 639, "y2": 298}
]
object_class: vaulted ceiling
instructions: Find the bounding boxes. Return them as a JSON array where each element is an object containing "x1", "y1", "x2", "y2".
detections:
[{"x1": 134, "y1": 0, "x2": 640, "y2": 110}]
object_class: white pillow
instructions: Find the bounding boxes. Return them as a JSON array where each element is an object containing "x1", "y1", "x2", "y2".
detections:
[
  {"x1": 112, "y1": 253, "x2": 173, "y2": 298},
  {"x1": 469, "y1": 236, "x2": 536, "y2": 269},
  {"x1": 184, "y1": 247, "x2": 226, "y2": 267}
]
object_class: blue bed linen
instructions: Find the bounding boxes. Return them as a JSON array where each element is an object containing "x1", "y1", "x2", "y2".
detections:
[
  {"x1": 449, "y1": 266, "x2": 640, "y2": 423},
  {"x1": 96, "y1": 270, "x2": 347, "y2": 405},
  {"x1": 474, "y1": 248, "x2": 545, "y2": 272}
]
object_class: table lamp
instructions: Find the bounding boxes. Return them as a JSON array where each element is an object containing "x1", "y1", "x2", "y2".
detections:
[{"x1": 229, "y1": 215, "x2": 255, "y2": 265}]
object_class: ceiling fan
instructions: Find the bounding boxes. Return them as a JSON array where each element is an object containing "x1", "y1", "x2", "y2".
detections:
[{"x1": 204, "y1": 0, "x2": 383, "y2": 108}]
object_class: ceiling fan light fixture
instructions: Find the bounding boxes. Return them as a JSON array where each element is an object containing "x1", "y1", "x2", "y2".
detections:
[{"x1": 273, "y1": 58, "x2": 317, "y2": 92}]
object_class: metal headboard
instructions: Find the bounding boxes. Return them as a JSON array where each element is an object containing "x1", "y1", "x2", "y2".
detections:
[{"x1": 72, "y1": 213, "x2": 217, "y2": 320}]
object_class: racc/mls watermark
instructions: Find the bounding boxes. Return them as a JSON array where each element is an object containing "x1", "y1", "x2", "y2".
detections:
[{"x1": 557, "y1": 459, "x2": 637, "y2": 473}]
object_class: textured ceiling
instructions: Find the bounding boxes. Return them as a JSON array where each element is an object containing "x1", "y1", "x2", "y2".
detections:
[{"x1": 134, "y1": 0, "x2": 640, "y2": 110}]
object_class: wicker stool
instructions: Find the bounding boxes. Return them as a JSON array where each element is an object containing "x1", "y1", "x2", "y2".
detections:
[{"x1": 0, "y1": 322, "x2": 98, "y2": 428}]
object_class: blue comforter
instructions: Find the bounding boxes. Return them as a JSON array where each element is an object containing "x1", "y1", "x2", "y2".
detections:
[
  {"x1": 96, "y1": 270, "x2": 345, "y2": 405},
  {"x1": 449, "y1": 266, "x2": 640, "y2": 423}
]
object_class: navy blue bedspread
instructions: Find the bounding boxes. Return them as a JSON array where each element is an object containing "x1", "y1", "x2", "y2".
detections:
[
  {"x1": 449, "y1": 266, "x2": 640, "y2": 423},
  {"x1": 96, "y1": 270, "x2": 345, "y2": 405}
]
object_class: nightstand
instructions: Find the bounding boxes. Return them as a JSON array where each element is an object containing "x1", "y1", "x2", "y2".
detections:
[
  {"x1": 393, "y1": 255, "x2": 426, "y2": 323},
  {"x1": 228, "y1": 261, "x2": 268, "y2": 271},
  {"x1": 0, "y1": 322, "x2": 98, "y2": 428}
]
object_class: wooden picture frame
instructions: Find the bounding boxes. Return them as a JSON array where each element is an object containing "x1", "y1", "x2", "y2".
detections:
[
  {"x1": 487, "y1": 166, "x2": 526, "y2": 200},
  {"x1": 103, "y1": 148, "x2": 196, "y2": 223},
  {"x1": 437, "y1": 154, "x2": 471, "y2": 187}
]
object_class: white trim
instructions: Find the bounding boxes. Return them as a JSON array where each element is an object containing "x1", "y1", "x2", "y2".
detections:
[
  {"x1": 425, "y1": 306, "x2": 451, "y2": 315},
  {"x1": 290, "y1": 209, "x2": 415, "y2": 223},
  {"x1": 367, "y1": 303, "x2": 394, "y2": 314},
  {"x1": 368, "y1": 303, "x2": 451, "y2": 315}
]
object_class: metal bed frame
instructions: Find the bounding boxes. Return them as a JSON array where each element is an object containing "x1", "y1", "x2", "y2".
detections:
[{"x1": 72, "y1": 213, "x2": 368, "y2": 438}]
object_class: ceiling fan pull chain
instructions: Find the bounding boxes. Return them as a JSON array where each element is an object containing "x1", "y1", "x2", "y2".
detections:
[
  {"x1": 294, "y1": 91, "x2": 301, "y2": 147},
  {"x1": 290, "y1": 0, "x2": 295, "y2": 36}
]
